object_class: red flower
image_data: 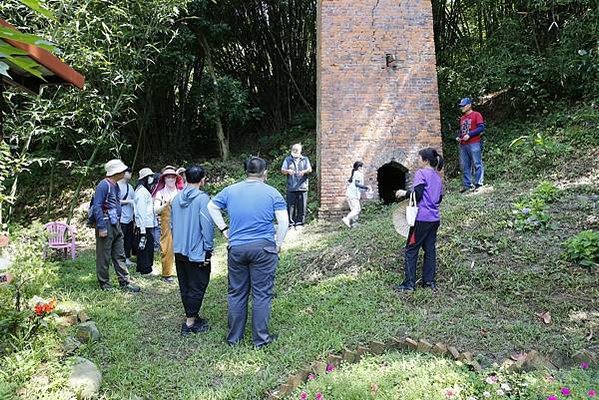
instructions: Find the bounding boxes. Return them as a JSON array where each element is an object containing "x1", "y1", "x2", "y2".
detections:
[{"x1": 34, "y1": 298, "x2": 57, "y2": 316}]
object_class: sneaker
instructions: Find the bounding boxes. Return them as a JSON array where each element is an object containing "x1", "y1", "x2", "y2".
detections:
[
  {"x1": 99, "y1": 283, "x2": 113, "y2": 291},
  {"x1": 351, "y1": 222, "x2": 360, "y2": 228},
  {"x1": 181, "y1": 319, "x2": 210, "y2": 336},
  {"x1": 422, "y1": 282, "x2": 437, "y2": 290},
  {"x1": 120, "y1": 283, "x2": 141, "y2": 293},
  {"x1": 125, "y1": 258, "x2": 135, "y2": 267},
  {"x1": 161, "y1": 277, "x2": 175, "y2": 283},
  {"x1": 341, "y1": 217, "x2": 351, "y2": 228},
  {"x1": 393, "y1": 283, "x2": 415, "y2": 293},
  {"x1": 459, "y1": 186, "x2": 472, "y2": 193}
]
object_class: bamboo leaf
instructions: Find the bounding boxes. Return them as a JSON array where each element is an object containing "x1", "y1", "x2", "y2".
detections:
[
  {"x1": 17, "y1": 0, "x2": 55, "y2": 20},
  {"x1": 0, "y1": 27, "x2": 56, "y2": 52}
]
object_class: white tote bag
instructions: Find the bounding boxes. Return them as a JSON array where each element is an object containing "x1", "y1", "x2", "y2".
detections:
[{"x1": 406, "y1": 192, "x2": 418, "y2": 227}]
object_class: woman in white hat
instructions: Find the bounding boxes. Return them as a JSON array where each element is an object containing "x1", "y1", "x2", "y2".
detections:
[
  {"x1": 134, "y1": 168, "x2": 156, "y2": 275},
  {"x1": 152, "y1": 165, "x2": 184, "y2": 283}
]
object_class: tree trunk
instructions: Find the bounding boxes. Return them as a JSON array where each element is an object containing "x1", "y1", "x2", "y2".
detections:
[{"x1": 196, "y1": 31, "x2": 229, "y2": 160}]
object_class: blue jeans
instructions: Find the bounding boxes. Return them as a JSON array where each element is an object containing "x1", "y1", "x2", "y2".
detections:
[{"x1": 459, "y1": 141, "x2": 484, "y2": 188}]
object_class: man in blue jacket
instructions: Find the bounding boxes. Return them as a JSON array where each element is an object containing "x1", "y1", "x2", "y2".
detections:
[
  {"x1": 92, "y1": 159, "x2": 140, "y2": 293},
  {"x1": 170, "y1": 164, "x2": 215, "y2": 336}
]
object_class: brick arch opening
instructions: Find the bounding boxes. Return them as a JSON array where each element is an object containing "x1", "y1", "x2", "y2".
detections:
[{"x1": 377, "y1": 161, "x2": 408, "y2": 205}]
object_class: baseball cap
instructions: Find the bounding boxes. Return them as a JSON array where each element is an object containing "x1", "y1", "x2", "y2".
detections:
[{"x1": 458, "y1": 97, "x2": 472, "y2": 107}]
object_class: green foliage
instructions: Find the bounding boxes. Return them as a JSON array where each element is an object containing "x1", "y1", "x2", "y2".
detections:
[
  {"x1": 508, "y1": 131, "x2": 569, "y2": 162},
  {"x1": 562, "y1": 230, "x2": 599, "y2": 270},
  {"x1": 510, "y1": 181, "x2": 559, "y2": 232},
  {"x1": 3, "y1": 224, "x2": 58, "y2": 311}
]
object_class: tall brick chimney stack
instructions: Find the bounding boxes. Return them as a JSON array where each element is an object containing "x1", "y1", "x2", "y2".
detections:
[{"x1": 316, "y1": 0, "x2": 442, "y2": 217}]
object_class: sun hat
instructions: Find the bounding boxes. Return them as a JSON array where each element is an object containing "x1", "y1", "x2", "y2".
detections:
[
  {"x1": 161, "y1": 165, "x2": 178, "y2": 176},
  {"x1": 458, "y1": 97, "x2": 472, "y2": 107},
  {"x1": 105, "y1": 159, "x2": 128, "y2": 177},
  {"x1": 176, "y1": 167, "x2": 186, "y2": 175},
  {"x1": 138, "y1": 167, "x2": 154, "y2": 180},
  {"x1": 392, "y1": 198, "x2": 411, "y2": 238}
]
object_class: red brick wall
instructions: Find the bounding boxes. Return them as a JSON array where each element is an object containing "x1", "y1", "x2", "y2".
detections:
[{"x1": 316, "y1": 0, "x2": 442, "y2": 216}]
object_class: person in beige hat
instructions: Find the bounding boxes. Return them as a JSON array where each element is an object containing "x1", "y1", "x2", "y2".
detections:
[
  {"x1": 152, "y1": 165, "x2": 184, "y2": 282},
  {"x1": 90, "y1": 159, "x2": 140, "y2": 292},
  {"x1": 134, "y1": 167, "x2": 157, "y2": 275}
]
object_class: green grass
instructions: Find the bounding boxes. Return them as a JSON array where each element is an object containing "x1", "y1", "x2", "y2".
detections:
[
  {"x1": 295, "y1": 352, "x2": 598, "y2": 400},
  {"x1": 1, "y1": 104, "x2": 598, "y2": 399}
]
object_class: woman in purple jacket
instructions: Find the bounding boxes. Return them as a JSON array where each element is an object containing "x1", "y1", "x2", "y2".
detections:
[{"x1": 394, "y1": 148, "x2": 444, "y2": 292}]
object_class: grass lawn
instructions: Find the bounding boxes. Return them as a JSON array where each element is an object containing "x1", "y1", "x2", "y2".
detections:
[{"x1": 39, "y1": 168, "x2": 596, "y2": 399}]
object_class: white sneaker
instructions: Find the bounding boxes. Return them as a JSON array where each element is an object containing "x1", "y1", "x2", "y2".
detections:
[
  {"x1": 125, "y1": 259, "x2": 134, "y2": 267},
  {"x1": 342, "y1": 217, "x2": 351, "y2": 228}
]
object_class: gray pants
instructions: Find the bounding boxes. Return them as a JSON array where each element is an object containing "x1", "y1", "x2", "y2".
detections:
[
  {"x1": 95, "y1": 223, "x2": 130, "y2": 286},
  {"x1": 227, "y1": 239, "x2": 278, "y2": 346}
]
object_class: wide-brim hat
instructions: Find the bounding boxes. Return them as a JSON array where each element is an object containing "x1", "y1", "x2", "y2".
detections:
[
  {"x1": 176, "y1": 167, "x2": 186, "y2": 175},
  {"x1": 161, "y1": 165, "x2": 178, "y2": 176},
  {"x1": 392, "y1": 199, "x2": 411, "y2": 238},
  {"x1": 138, "y1": 167, "x2": 154, "y2": 180},
  {"x1": 105, "y1": 159, "x2": 128, "y2": 177}
]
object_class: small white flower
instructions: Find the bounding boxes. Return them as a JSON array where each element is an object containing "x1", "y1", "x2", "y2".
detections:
[
  {"x1": 467, "y1": 397, "x2": 478, "y2": 400},
  {"x1": 483, "y1": 392, "x2": 491, "y2": 398},
  {"x1": 500, "y1": 383, "x2": 511, "y2": 391},
  {"x1": 496, "y1": 388, "x2": 505, "y2": 396},
  {"x1": 578, "y1": 49, "x2": 588, "y2": 56}
]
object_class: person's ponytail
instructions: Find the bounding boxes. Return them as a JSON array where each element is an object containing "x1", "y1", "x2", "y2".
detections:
[
  {"x1": 348, "y1": 161, "x2": 364, "y2": 183},
  {"x1": 418, "y1": 148, "x2": 443, "y2": 171},
  {"x1": 433, "y1": 149, "x2": 444, "y2": 171}
]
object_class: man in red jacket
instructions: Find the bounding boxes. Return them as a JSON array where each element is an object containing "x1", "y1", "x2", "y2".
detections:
[{"x1": 456, "y1": 97, "x2": 486, "y2": 192}]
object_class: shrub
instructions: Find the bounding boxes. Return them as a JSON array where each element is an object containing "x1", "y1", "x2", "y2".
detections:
[
  {"x1": 511, "y1": 198, "x2": 550, "y2": 231},
  {"x1": 531, "y1": 181, "x2": 560, "y2": 203},
  {"x1": 562, "y1": 230, "x2": 599, "y2": 270}
]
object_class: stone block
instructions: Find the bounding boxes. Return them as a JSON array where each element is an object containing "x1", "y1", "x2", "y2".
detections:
[
  {"x1": 63, "y1": 336, "x2": 82, "y2": 355},
  {"x1": 572, "y1": 349, "x2": 597, "y2": 367},
  {"x1": 369, "y1": 340, "x2": 386, "y2": 355},
  {"x1": 448, "y1": 346, "x2": 460, "y2": 360},
  {"x1": 356, "y1": 345, "x2": 370, "y2": 360},
  {"x1": 459, "y1": 352, "x2": 474, "y2": 363},
  {"x1": 342, "y1": 348, "x2": 357, "y2": 363},
  {"x1": 327, "y1": 354, "x2": 343, "y2": 367},
  {"x1": 523, "y1": 350, "x2": 557, "y2": 372},
  {"x1": 404, "y1": 338, "x2": 418, "y2": 350},
  {"x1": 56, "y1": 314, "x2": 78, "y2": 328},
  {"x1": 312, "y1": 361, "x2": 327, "y2": 375},
  {"x1": 417, "y1": 339, "x2": 434, "y2": 353},
  {"x1": 286, "y1": 374, "x2": 304, "y2": 391},
  {"x1": 432, "y1": 343, "x2": 448, "y2": 355}
]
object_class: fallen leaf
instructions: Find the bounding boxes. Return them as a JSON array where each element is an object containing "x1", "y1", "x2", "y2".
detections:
[
  {"x1": 586, "y1": 329, "x2": 594, "y2": 342},
  {"x1": 537, "y1": 311, "x2": 552, "y2": 324}
]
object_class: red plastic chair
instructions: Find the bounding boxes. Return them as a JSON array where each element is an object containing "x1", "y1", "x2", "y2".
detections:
[{"x1": 44, "y1": 222, "x2": 77, "y2": 260}]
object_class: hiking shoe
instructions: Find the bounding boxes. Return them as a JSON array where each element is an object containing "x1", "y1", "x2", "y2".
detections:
[
  {"x1": 459, "y1": 186, "x2": 472, "y2": 193},
  {"x1": 125, "y1": 259, "x2": 135, "y2": 267},
  {"x1": 393, "y1": 284, "x2": 415, "y2": 293},
  {"x1": 422, "y1": 282, "x2": 437, "y2": 290},
  {"x1": 341, "y1": 217, "x2": 351, "y2": 228},
  {"x1": 120, "y1": 283, "x2": 141, "y2": 293},
  {"x1": 161, "y1": 277, "x2": 175, "y2": 283}
]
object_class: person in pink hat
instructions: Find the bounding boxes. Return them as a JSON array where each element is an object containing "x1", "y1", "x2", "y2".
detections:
[{"x1": 153, "y1": 166, "x2": 185, "y2": 282}]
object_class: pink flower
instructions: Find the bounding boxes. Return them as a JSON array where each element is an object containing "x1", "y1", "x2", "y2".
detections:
[
  {"x1": 300, "y1": 392, "x2": 308, "y2": 400},
  {"x1": 307, "y1": 374, "x2": 316, "y2": 381},
  {"x1": 581, "y1": 362, "x2": 590, "y2": 370},
  {"x1": 325, "y1": 364, "x2": 335, "y2": 373},
  {"x1": 561, "y1": 387, "x2": 571, "y2": 396},
  {"x1": 547, "y1": 396, "x2": 558, "y2": 400},
  {"x1": 588, "y1": 389, "x2": 597, "y2": 398},
  {"x1": 485, "y1": 376, "x2": 498, "y2": 385},
  {"x1": 315, "y1": 393, "x2": 323, "y2": 400},
  {"x1": 445, "y1": 388, "x2": 457, "y2": 399}
]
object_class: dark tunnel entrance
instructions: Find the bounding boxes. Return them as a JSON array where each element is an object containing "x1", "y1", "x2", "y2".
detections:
[{"x1": 377, "y1": 161, "x2": 408, "y2": 205}]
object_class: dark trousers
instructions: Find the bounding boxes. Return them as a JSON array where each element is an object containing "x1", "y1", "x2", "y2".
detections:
[
  {"x1": 95, "y1": 223, "x2": 130, "y2": 286},
  {"x1": 227, "y1": 239, "x2": 278, "y2": 346},
  {"x1": 175, "y1": 254, "x2": 211, "y2": 318},
  {"x1": 287, "y1": 191, "x2": 308, "y2": 226},
  {"x1": 136, "y1": 228, "x2": 155, "y2": 274},
  {"x1": 121, "y1": 222, "x2": 134, "y2": 258},
  {"x1": 403, "y1": 221, "x2": 440, "y2": 288}
]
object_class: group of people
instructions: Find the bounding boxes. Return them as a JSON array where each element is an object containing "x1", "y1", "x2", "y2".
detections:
[
  {"x1": 91, "y1": 157, "x2": 287, "y2": 347},
  {"x1": 89, "y1": 97, "x2": 486, "y2": 345}
]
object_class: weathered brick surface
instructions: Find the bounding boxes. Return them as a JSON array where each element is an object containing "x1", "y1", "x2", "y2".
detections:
[{"x1": 317, "y1": 0, "x2": 442, "y2": 216}]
